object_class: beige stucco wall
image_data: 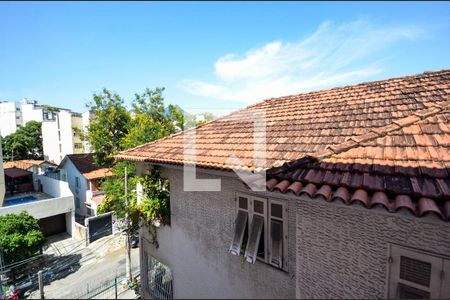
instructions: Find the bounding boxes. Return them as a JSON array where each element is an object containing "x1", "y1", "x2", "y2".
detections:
[
  {"x1": 140, "y1": 166, "x2": 296, "y2": 299},
  {"x1": 294, "y1": 196, "x2": 450, "y2": 299},
  {"x1": 139, "y1": 164, "x2": 450, "y2": 299}
]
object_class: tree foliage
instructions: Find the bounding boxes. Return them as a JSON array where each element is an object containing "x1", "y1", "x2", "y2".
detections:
[
  {"x1": 0, "y1": 212, "x2": 45, "y2": 265},
  {"x1": 1, "y1": 121, "x2": 43, "y2": 161},
  {"x1": 87, "y1": 88, "x2": 180, "y2": 233},
  {"x1": 87, "y1": 87, "x2": 215, "y2": 236},
  {"x1": 86, "y1": 89, "x2": 132, "y2": 167}
]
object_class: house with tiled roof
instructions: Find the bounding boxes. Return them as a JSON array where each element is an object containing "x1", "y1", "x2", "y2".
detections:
[
  {"x1": 117, "y1": 69, "x2": 450, "y2": 299},
  {"x1": 3, "y1": 159, "x2": 57, "y2": 175},
  {"x1": 58, "y1": 153, "x2": 114, "y2": 217}
]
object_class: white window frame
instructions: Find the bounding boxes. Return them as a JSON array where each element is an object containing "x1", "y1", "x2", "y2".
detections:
[
  {"x1": 387, "y1": 244, "x2": 450, "y2": 299},
  {"x1": 234, "y1": 192, "x2": 288, "y2": 270},
  {"x1": 268, "y1": 198, "x2": 288, "y2": 269}
]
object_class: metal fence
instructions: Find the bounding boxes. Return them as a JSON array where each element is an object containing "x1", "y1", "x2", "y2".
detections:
[
  {"x1": 72, "y1": 268, "x2": 140, "y2": 299},
  {"x1": 147, "y1": 256, "x2": 173, "y2": 299}
]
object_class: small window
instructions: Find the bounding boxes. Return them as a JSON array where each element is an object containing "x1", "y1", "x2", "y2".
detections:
[
  {"x1": 388, "y1": 245, "x2": 450, "y2": 299},
  {"x1": 231, "y1": 193, "x2": 287, "y2": 270},
  {"x1": 238, "y1": 196, "x2": 248, "y2": 210}
]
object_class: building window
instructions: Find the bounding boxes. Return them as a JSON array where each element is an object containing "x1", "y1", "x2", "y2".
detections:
[
  {"x1": 74, "y1": 143, "x2": 83, "y2": 149},
  {"x1": 230, "y1": 193, "x2": 287, "y2": 270},
  {"x1": 43, "y1": 110, "x2": 56, "y2": 121},
  {"x1": 145, "y1": 254, "x2": 173, "y2": 299},
  {"x1": 388, "y1": 245, "x2": 450, "y2": 299}
]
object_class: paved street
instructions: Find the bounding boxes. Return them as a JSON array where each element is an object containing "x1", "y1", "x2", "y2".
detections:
[{"x1": 28, "y1": 233, "x2": 139, "y2": 299}]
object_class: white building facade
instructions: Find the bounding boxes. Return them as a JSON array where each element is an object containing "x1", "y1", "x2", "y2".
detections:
[
  {"x1": 0, "y1": 101, "x2": 21, "y2": 137},
  {"x1": 0, "y1": 99, "x2": 91, "y2": 164},
  {"x1": 41, "y1": 109, "x2": 91, "y2": 164}
]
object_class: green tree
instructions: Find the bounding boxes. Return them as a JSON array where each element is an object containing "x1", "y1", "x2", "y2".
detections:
[
  {"x1": 86, "y1": 89, "x2": 132, "y2": 167},
  {"x1": 1, "y1": 121, "x2": 43, "y2": 161},
  {"x1": 87, "y1": 88, "x2": 181, "y2": 229},
  {"x1": 0, "y1": 212, "x2": 45, "y2": 265}
]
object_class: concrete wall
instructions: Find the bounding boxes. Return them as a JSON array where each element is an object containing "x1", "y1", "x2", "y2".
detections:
[
  {"x1": 60, "y1": 158, "x2": 88, "y2": 216},
  {"x1": 0, "y1": 102, "x2": 18, "y2": 137},
  {"x1": 294, "y1": 195, "x2": 450, "y2": 299},
  {"x1": 42, "y1": 110, "x2": 82, "y2": 164},
  {"x1": 140, "y1": 166, "x2": 295, "y2": 299},
  {"x1": 34, "y1": 174, "x2": 73, "y2": 198},
  {"x1": 42, "y1": 113, "x2": 62, "y2": 164},
  {"x1": 139, "y1": 165, "x2": 450, "y2": 299},
  {"x1": 0, "y1": 195, "x2": 74, "y2": 219},
  {"x1": 73, "y1": 221, "x2": 88, "y2": 245},
  {"x1": 82, "y1": 111, "x2": 92, "y2": 153},
  {"x1": 21, "y1": 102, "x2": 43, "y2": 125}
]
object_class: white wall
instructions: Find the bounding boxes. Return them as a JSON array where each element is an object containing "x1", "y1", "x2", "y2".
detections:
[
  {"x1": 82, "y1": 111, "x2": 92, "y2": 153},
  {"x1": 20, "y1": 101, "x2": 43, "y2": 125},
  {"x1": 42, "y1": 110, "x2": 88, "y2": 164},
  {"x1": 42, "y1": 114, "x2": 62, "y2": 163},
  {"x1": 71, "y1": 113, "x2": 84, "y2": 154},
  {"x1": 0, "y1": 102, "x2": 19, "y2": 137},
  {"x1": 60, "y1": 158, "x2": 88, "y2": 216},
  {"x1": 0, "y1": 196, "x2": 73, "y2": 219},
  {"x1": 0, "y1": 141, "x2": 5, "y2": 206},
  {"x1": 34, "y1": 174, "x2": 73, "y2": 198},
  {"x1": 0, "y1": 174, "x2": 75, "y2": 235}
]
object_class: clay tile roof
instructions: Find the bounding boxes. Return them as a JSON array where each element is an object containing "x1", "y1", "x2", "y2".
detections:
[
  {"x1": 62, "y1": 154, "x2": 114, "y2": 180},
  {"x1": 4, "y1": 167, "x2": 33, "y2": 178},
  {"x1": 3, "y1": 159, "x2": 53, "y2": 170},
  {"x1": 117, "y1": 69, "x2": 450, "y2": 222},
  {"x1": 117, "y1": 69, "x2": 450, "y2": 172}
]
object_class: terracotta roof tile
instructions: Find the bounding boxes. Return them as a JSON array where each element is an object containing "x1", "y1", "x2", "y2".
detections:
[
  {"x1": 61, "y1": 154, "x2": 114, "y2": 180},
  {"x1": 3, "y1": 160, "x2": 55, "y2": 170},
  {"x1": 118, "y1": 70, "x2": 450, "y2": 173},
  {"x1": 119, "y1": 69, "x2": 450, "y2": 222}
]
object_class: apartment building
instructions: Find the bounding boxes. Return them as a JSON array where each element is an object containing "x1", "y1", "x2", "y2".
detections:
[
  {"x1": 42, "y1": 109, "x2": 91, "y2": 164},
  {"x1": 0, "y1": 99, "x2": 92, "y2": 164},
  {"x1": 0, "y1": 101, "x2": 21, "y2": 137}
]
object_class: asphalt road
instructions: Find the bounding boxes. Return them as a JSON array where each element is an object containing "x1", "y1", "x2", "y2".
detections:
[{"x1": 28, "y1": 235, "x2": 139, "y2": 299}]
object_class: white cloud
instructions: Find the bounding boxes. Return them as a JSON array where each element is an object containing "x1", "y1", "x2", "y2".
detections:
[{"x1": 182, "y1": 19, "x2": 425, "y2": 103}]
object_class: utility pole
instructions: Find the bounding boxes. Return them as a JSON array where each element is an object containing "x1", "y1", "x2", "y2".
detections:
[{"x1": 124, "y1": 166, "x2": 132, "y2": 282}]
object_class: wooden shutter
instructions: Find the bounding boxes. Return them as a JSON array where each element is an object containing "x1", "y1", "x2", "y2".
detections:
[
  {"x1": 388, "y1": 245, "x2": 442, "y2": 299},
  {"x1": 245, "y1": 215, "x2": 264, "y2": 264},
  {"x1": 270, "y1": 219, "x2": 283, "y2": 268},
  {"x1": 229, "y1": 210, "x2": 248, "y2": 256},
  {"x1": 440, "y1": 259, "x2": 450, "y2": 298}
]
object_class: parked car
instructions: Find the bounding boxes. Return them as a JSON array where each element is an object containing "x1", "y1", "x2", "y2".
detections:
[{"x1": 131, "y1": 234, "x2": 139, "y2": 248}]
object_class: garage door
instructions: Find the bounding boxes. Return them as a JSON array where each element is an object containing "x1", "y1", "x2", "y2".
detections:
[
  {"x1": 39, "y1": 214, "x2": 66, "y2": 236},
  {"x1": 88, "y1": 213, "x2": 112, "y2": 243}
]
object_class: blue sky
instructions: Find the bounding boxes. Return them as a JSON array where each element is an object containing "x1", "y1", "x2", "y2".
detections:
[{"x1": 1, "y1": 2, "x2": 450, "y2": 115}]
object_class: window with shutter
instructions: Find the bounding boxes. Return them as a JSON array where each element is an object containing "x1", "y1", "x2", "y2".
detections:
[
  {"x1": 229, "y1": 210, "x2": 248, "y2": 256},
  {"x1": 245, "y1": 215, "x2": 264, "y2": 263},
  {"x1": 270, "y1": 220, "x2": 283, "y2": 268},
  {"x1": 388, "y1": 245, "x2": 449, "y2": 299},
  {"x1": 231, "y1": 193, "x2": 287, "y2": 270}
]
